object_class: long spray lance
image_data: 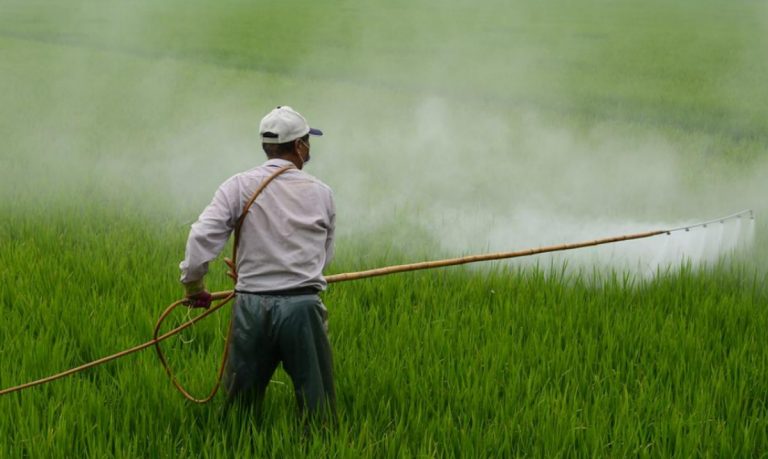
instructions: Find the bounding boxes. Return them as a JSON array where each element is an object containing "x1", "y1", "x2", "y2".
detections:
[
  {"x1": 0, "y1": 163, "x2": 755, "y2": 399},
  {"x1": 207, "y1": 209, "x2": 753, "y2": 299}
]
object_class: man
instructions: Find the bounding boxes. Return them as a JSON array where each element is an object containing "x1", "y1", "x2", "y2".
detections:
[{"x1": 179, "y1": 106, "x2": 336, "y2": 420}]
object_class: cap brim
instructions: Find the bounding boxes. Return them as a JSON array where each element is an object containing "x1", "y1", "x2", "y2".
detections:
[{"x1": 309, "y1": 128, "x2": 323, "y2": 136}]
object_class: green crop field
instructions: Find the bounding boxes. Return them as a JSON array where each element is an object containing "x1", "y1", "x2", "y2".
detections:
[{"x1": 1, "y1": 0, "x2": 767, "y2": 457}]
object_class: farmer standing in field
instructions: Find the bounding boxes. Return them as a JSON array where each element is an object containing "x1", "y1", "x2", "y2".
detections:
[{"x1": 178, "y1": 106, "x2": 336, "y2": 421}]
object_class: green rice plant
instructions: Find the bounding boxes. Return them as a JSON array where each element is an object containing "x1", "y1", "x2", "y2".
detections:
[{"x1": 1, "y1": 204, "x2": 766, "y2": 457}]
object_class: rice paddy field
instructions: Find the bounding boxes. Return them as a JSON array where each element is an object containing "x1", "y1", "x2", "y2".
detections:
[{"x1": 1, "y1": 0, "x2": 768, "y2": 457}]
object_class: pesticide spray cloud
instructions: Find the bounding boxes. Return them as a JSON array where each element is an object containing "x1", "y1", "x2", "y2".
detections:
[
  {"x1": 0, "y1": 0, "x2": 765, "y2": 278},
  {"x1": 309, "y1": 95, "x2": 760, "y2": 277},
  {"x1": 293, "y1": 0, "x2": 767, "y2": 276}
]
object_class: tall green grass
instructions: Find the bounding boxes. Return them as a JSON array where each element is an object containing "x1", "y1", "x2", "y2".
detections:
[{"x1": 1, "y1": 202, "x2": 766, "y2": 457}]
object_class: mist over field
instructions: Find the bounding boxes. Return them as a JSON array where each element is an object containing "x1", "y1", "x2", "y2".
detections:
[{"x1": 1, "y1": 0, "x2": 766, "y2": 273}]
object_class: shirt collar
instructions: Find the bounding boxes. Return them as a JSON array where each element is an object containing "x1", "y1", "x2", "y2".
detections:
[{"x1": 263, "y1": 158, "x2": 296, "y2": 169}]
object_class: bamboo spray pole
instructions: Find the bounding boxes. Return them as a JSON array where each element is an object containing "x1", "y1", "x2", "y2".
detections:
[
  {"x1": 207, "y1": 228, "x2": 667, "y2": 301},
  {"x1": 0, "y1": 228, "x2": 669, "y2": 398}
]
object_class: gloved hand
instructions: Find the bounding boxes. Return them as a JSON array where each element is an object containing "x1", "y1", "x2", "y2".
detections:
[
  {"x1": 224, "y1": 257, "x2": 238, "y2": 283},
  {"x1": 182, "y1": 279, "x2": 212, "y2": 309}
]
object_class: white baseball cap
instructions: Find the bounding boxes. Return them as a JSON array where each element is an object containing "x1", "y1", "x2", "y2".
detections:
[{"x1": 259, "y1": 106, "x2": 323, "y2": 144}]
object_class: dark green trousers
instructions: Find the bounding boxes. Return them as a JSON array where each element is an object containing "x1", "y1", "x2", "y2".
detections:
[{"x1": 223, "y1": 293, "x2": 336, "y2": 419}]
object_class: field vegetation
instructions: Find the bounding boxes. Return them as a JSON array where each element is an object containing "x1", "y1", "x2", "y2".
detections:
[{"x1": 1, "y1": 0, "x2": 767, "y2": 457}]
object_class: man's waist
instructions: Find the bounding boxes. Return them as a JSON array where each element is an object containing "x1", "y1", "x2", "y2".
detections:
[
  {"x1": 234, "y1": 269, "x2": 327, "y2": 293},
  {"x1": 235, "y1": 286, "x2": 321, "y2": 296}
]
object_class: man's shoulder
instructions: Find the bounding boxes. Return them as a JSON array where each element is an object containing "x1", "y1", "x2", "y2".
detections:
[
  {"x1": 223, "y1": 166, "x2": 333, "y2": 197},
  {"x1": 298, "y1": 171, "x2": 333, "y2": 194},
  {"x1": 224, "y1": 166, "x2": 267, "y2": 186}
]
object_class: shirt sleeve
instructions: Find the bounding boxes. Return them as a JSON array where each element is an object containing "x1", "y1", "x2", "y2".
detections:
[
  {"x1": 323, "y1": 190, "x2": 336, "y2": 270},
  {"x1": 179, "y1": 177, "x2": 240, "y2": 284}
]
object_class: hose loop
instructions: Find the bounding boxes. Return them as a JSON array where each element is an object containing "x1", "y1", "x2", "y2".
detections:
[{"x1": 152, "y1": 164, "x2": 294, "y2": 403}]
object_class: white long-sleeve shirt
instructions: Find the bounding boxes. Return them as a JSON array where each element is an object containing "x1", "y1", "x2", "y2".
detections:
[{"x1": 180, "y1": 158, "x2": 335, "y2": 292}]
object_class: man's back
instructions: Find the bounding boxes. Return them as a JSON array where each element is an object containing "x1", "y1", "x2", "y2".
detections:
[
  {"x1": 180, "y1": 158, "x2": 335, "y2": 293},
  {"x1": 230, "y1": 159, "x2": 335, "y2": 292}
]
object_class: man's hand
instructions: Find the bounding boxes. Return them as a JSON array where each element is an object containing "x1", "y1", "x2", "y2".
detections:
[
  {"x1": 184, "y1": 291, "x2": 212, "y2": 309},
  {"x1": 224, "y1": 257, "x2": 238, "y2": 283},
  {"x1": 182, "y1": 279, "x2": 212, "y2": 309}
]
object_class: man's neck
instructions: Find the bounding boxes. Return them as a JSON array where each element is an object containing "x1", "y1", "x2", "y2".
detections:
[{"x1": 269, "y1": 154, "x2": 302, "y2": 170}]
